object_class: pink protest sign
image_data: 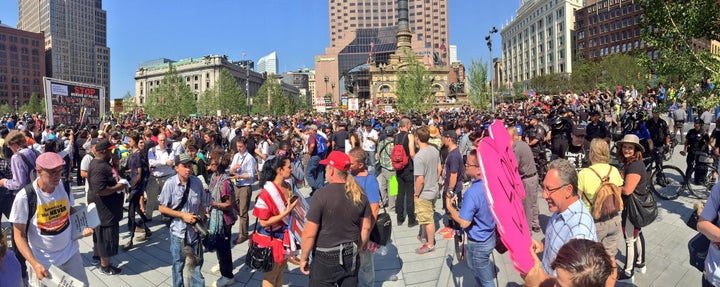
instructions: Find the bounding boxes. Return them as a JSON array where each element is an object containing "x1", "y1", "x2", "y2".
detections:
[{"x1": 477, "y1": 120, "x2": 534, "y2": 274}]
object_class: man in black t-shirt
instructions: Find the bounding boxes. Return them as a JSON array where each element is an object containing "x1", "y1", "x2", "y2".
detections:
[
  {"x1": 565, "y1": 125, "x2": 591, "y2": 171},
  {"x1": 88, "y1": 139, "x2": 129, "y2": 275},
  {"x1": 331, "y1": 122, "x2": 349, "y2": 152},
  {"x1": 123, "y1": 131, "x2": 152, "y2": 250},
  {"x1": 300, "y1": 151, "x2": 371, "y2": 286},
  {"x1": 682, "y1": 119, "x2": 711, "y2": 183},
  {"x1": 439, "y1": 130, "x2": 464, "y2": 239}
]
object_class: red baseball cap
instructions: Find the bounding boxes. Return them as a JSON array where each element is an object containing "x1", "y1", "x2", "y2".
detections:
[
  {"x1": 36, "y1": 152, "x2": 65, "y2": 170},
  {"x1": 319, "y1": 151, "x2": 351, "y2": 172}
]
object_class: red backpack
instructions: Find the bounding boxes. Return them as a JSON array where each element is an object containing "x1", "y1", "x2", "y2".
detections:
[{"x1": 391, "y1": 134, "x2": 409, "y2": 170}]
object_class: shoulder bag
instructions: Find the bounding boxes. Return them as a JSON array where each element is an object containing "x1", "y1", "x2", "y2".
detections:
[
  {"x1": 687, "y1": 201, "x2": 710, "y2": 272},
  {"x1": 369, "y1": 178, "x2": 392, "y2": 246},
  {"x1": 245, "y1": 217, "x2": 274, "y2": 272},
  {"x1": 161, "y1": 180, "x2": 191, "y2": 228},
  {"x1": 625, "y1": 184, "x2": 658, "y2": 228}
]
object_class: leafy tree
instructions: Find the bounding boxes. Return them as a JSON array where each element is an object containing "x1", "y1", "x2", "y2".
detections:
[
  {"x1": 638, "y1": 0, "x2": 720, "y2": 106},
  {"x1": 0, "y1": 104, "x2": 13, "y2": 115},
  {"x1": 253, "y1": 77, "x2": 280, "y2": 115},
  {"x1": 144, "y1": 65, "x2": 196, "y2": 118},
  {"x1": 529, "y1": 73, "x2": 571, "y2": 95},
  {"x1": 467, "y1": 59, "x2": 491, "y2": 110},
  {"x1": 196, "y1": 87, "x2": 218, "y2": 116},
  {"x1": 600, "y1": 54, "x2": 646, "y2": 90},
  {"x1": 395, "y1": 53, "x2": 434, "y2": 113},
  {"x1": 296, "y1": 95, "x2": 312, "y2": 112},
  {"x1": 19, "y1": 93, "x2": 45, "y2": 114},
  {"x1": 571, "y1": 59, "x2": 602, "y2": 90},
  {"x1": 215, "y1": 68, "x2": 246, "y2": 116}
]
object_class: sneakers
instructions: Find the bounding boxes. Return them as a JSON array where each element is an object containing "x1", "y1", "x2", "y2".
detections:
[
  {"x1": 213, "y1": 276, "x2": 234, "y2": 287},
  {"x1": 210, "y1": 264, "x2": 221, "y2": 275},
  {"x1": 617, "y1": 270, "x2": 634, "y2": 283},
  {"x1": 100, "y1": 265, "x2": 122, "y2": 275},
  {"x1": 416, "y1": 235, "x2": 427, "y2": 244},
  {"x1": 407, "y1": 219, "x2": 419, "y2": 228},
  {"x1": 439, "y1": 226, "x2": 454, "y2": 235},
  {"x1": 635, "y1": 263, "x2": 647, "y2": 274},
  {"x1": 415, "y1": 244, "x2": 435, "y2": 255}
]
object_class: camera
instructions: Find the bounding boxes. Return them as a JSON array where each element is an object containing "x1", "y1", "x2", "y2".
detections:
[{"x1": 192, "y1": 215, "x2": 209, "y2": 238}]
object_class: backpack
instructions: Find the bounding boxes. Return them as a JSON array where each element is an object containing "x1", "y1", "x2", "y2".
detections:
[
  {"x1": 118, "y1": 154, "x2": 130, "y2": 179},
  {"x1": 315, "y1": 134, "x2": 327, "y2": 155},
  {"x1": 391, "y1": 134, "x2": 409, "y2": 170},
  {"x1": 18, "y1": 149, "x2": 40, "y2": 184},
  {"x1": 582, "y1": 166, "x2": 623, "y2": 220}
]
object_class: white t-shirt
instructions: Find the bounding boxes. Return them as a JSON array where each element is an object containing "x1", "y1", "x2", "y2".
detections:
[
  {"x1": 362, "y1": 129, "x2": 379, "y2": 152},
  {"x1": 80, "y1": 154, "x2": 93, "y2": 198},
  {"x1": 256, "y1": 140, "x2": 269, "y2": 171},
  {"x1": 8, "y1": 180, "x2": 79, "y2": 267}
]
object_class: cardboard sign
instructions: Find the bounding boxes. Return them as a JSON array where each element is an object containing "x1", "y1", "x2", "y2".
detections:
[
  {"x1": 70, "y1": 203, "x2": 100, "y2": 241},
  {"x1": 477, "y1": 120, "x2": 534, "y2": 274},
  {"x1": 40, "y1": 265, "x2": 84, "y2": 287}
]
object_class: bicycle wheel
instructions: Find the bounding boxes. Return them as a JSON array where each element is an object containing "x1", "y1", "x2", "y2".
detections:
[
  {"x1": 651, "y1": 165, "x2": 686, "y2": 200},
  {"x1": 696, "y1": 168, "x2": 716, "y2": 199},
  {"x1": 453, "y1": 229, "x2": 466, "y2": 262}
]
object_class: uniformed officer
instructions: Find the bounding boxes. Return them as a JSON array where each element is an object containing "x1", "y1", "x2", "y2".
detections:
[
  {"x1": 586, "y1": 110, "x2": 611, "y2": 142},
  {"x1": 681, "y1": 118, "x2": 710, "y2": 183},
  {"x1": 550, "y1": 111, "x2": 572, "y2": 161},
  {"x1": 525, "y1": 115, "x2": 548, "y2": 180}
]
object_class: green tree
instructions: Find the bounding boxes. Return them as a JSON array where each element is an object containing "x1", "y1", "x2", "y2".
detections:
[
  {"x1": 467, "y1": 58, "x2": 491, "y2": 110},
  {"x1": 395, "y1": 53, "x2": 434, "y2": 113},
  {"x1": 571, "y1": 59, "x2": 602, "y2": 90},
  {"x1": 144, "y1": 65, "x2": 196, "y2": 118},
  {"x1": 215, "y1": 68, "x2": 246, "y2": 116},
  {"x1": 253, "y1": 77, "x2": 282, "y2": 115},
  {"x1": 639, "y1": 0, "x2": 720, "y2": 105},
  {"x1": 599, "y1": 54, "x2": 645, "y2": 89},
  {"x1": 19, "y1": 93, "x2": 45, "y2": 114},
  {"x1": 529, "y1": 73, "x2": 571, "y2": 95},
  {"x1": 0, "y1": 104, "x2": 13, "y2": 115}
]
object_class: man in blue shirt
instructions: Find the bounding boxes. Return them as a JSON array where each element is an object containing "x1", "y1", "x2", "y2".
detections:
[
  {"x1": 445, "y1": 149, "x2": 496, "y2": 286},
  {"x1": 349, "y1": 147, "x2": 380, "y2": 287}
]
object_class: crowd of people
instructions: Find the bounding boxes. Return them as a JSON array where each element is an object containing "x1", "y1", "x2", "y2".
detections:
[{"x1": 0, "y1": 80, "x2": 718, "y2": 286}]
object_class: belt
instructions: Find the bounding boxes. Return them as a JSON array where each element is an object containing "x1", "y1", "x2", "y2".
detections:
[
  {"x1": 595, "y1": 213, "x2": 618, "y2": 223},
  {"x1": 315, "y1": 242, "x2": 357, "y2": 270},
  {"x1": 521, "y1": 173, "x2": 537, "y2": 180}
]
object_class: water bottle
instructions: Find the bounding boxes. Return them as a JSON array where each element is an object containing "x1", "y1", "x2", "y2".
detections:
[{"x1": 377, "y1": 245, "x2": 388, "y2": 256}]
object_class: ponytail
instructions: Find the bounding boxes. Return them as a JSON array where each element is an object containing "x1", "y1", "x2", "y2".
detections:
[{"x1": 337, "y1": 169, "x2": 365, "y2": 205}]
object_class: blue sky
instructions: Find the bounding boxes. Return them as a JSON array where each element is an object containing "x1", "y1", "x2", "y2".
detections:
[{"x1": 0, "y1": 0, "x2": 518, "y2": 99}]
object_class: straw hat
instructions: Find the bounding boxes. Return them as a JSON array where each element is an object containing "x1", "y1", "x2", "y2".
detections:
[{"x1": 616, "y1": 134, "x2": 644, "y2": 153}]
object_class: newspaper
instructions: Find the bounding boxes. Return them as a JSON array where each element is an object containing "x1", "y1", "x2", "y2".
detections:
[
  {"x1": 70, "y1": 203, "x2": 100, "y2": 240},
  {"x1": 40, "y1": 265, "x2": 84, "y2": 287}
]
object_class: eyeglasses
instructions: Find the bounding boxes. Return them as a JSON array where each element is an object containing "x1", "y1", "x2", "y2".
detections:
[
  {"x1": 464, "y1": 163, "x2": 479, "y2": 168},
  {"x1": 543, "y1": 183, "x2": 569, "y2": 195}
]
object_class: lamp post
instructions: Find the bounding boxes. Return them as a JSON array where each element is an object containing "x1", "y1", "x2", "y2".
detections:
[
  {"x1": 378, "y1": 63, "x2": 386, "y2": 105},
  {"x1": 486, "y1": 26, "x2": 498, "y2": 111}
]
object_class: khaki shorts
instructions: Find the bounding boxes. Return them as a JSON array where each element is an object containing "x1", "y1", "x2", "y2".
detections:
[{"x1": 415, "y1": 198, "x2": 436, "y2": 225}]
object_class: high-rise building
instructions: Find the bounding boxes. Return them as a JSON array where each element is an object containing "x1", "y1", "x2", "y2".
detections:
[
  {"x1": 449, "y1": 45, "x2": 458, "y2": 64},
  {"x1": 0, "y1": 22, "x2": 46, "y2": 110},
  {"x1": 316, "y1": 0, "x2": 449, "y2": 105},
  {"x1": 17, "y1": 0, "x2": 110, "y2": 103},
  {"x1": 575, "y1": 0, "x2": 645, "y2": 61},
  {"x1": 501, "y1": 0, "x2": 582, "y2": 87},
  {"x1": 257, "y1": 52, "x2": 278, "y2": 75}
]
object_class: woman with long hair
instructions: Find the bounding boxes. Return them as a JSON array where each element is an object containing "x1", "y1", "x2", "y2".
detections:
[
  {"x1": 615, "y1": 134, "x2": 648, "y2": 283},
  {"x1": 206, "y1": 149, "x2": 238, "y2": 287},
  {"x1": 252, "y1": 156, "x2": 299, "y2": 287}
]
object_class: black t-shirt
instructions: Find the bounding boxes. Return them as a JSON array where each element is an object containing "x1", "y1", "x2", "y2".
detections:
[
  {"x1": 443, "y1": 147, "x2": 464, "y2": 194},
  {"x1": 88, "y1": 158, "x2": 123, "y2": 226},
  {"x1": 394, "y1": 131, "x2": 414, "y2": 172},
  {"x1": 128, "y1": 151, "x2": 148, "y2": 191},
  {"x1": 331, "y1": 130, "x2": 349, "y2": 151},
  {"x1": 586, "y1": 121, "x2": 610, "y2": 141},
  {"x1": 306, "y1": 183, "x2": 371, "y2": 248},
  {"x1": 711, "y1": 128, "x2": 720, "y2": 149},
  {"x1": 623, "y1": 160, "x2": 648, "y2": 196},
  {"x1": 565, "y1": 141, "x2": 591, "y2": 171},
  {"x1": 646, "y1": 118, "x2": 669, "y2": 147}
]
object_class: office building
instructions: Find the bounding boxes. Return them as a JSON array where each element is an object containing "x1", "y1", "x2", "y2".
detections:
[
  {"x1": 575, "y1": 0, "x2": 645, "y2": 61},
  {"x1": 18, "y1": 0, "x2": 110, "y2": 103},
  {"x1": 501, "y1": 0, "x2": 583, "y2": 86},
  {"x1": 134, "y1": 55, "x2": 265, "y2": 106},
  {"x1": 449, "y1": 45, "x2": 458, "y2": 64},
  {"x1": 0, "y1": 22, "x2": 46, "y2": 109},
  {"x1": 316, "y1": 0, "x2": 449, "y2": 105},
  {"x1": 257, "y1": 51, "x2": 278, "y2": 75}
]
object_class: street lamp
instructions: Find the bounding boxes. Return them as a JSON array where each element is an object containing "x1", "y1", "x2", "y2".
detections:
[
  {"x1": 486, "y1": 26, "x2": 498, "y2": 112},
  {"x1": 378, "y1": 63, "x2": 386, "y2": 105}
]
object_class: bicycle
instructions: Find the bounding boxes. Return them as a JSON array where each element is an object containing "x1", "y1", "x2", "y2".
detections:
[
  {"x1": 646, "y1": 148, "x2": 692, "y2": 200},
  {"x1": 685, "y1": 151, "x2": 717, "y2": 199},
  {"x1": 451, "y1": 191, "x2": 466, "y2": 262}
]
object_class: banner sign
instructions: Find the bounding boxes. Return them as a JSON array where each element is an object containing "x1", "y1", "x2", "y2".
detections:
[
  {"x1": 478, "y1": 120, "x2": 534, "y2": 274},
  {"x1": 44, "y1": 77, "x2": 106, "y2": 126}
]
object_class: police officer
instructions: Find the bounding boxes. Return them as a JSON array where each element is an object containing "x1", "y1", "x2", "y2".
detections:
[
  {"x1": 525, "y1": 115, "x2": 548, "y2": 180},
  {"x1": 586, "y1": 110, "x2": 611, "y2": 142},
  {"x1": 681, "y1": 118, "x2": 710, "y2": 183},
  {"x1": 550, "y1": 110, "x2": 572, "y2": 161},
  {"x1": 646, "y1": 111, "x2": 671, "y2": 166}
]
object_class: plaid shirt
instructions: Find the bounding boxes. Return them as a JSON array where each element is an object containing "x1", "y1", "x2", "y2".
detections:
[{"x1": 376, "y1": 138, "x2": 394, "y2": 171}]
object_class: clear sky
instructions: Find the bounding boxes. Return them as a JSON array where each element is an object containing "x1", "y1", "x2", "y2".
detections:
[{"x1": 0, "y1": 0, "x2": 519, "y2": 99}]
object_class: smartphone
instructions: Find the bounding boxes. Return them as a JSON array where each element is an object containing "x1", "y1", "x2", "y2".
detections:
[{"x1": 290, "y1": 195, "x2": 299, "y2": 204}]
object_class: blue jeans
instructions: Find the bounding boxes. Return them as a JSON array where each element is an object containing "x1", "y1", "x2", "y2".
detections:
[
  {"x1": 170, "y1": 234, "x2": 205, "y2": 287},
  {"x1": 358, "y1": 250, "x2": 374, "y2": 287},
  {"x1": 306, "y1": 155, "x2": 325, "y2": 192},
  {"x1": 466, "y1": 233, "x2": 496, "y2": 287}
]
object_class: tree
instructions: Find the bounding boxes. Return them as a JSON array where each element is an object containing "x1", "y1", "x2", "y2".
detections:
[
  {"x1": 467, "y1": 58, "x2": 491, "y2": 110},
  {"x1": 19, "y1": 93, "x2": 45, "y2": 114},
  {"x1": 571, "y1": 59, "x2": 602, "y2": 90},
  {"x1": 639, "y1": 0, "x2": 720, "y2": 106},
  {"x1": 529, "y1": 73, "x2": 571, "y2": 95},
  {"x1": 395, "y1": 53, "x2": 435, "y2": 113},
  {"x1": 0, "y1": 104, "x2": 13, "y2": 115},
  {"x1": 215, "y1": 68, "x2": 246, "y2": 116},
  {"x1": 599, "y1": 54, "x2": 645, "y2": 89},
  {"x1": 144, "y1": 65, "x2": 196, "y2": 118},
  {"x1": 253, "y1": 77, "x2": 281, "y2": 115}
]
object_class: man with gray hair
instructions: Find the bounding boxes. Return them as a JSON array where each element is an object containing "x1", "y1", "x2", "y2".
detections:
[{"x1": 532, "y1": 159, "x2": 597, "y2": 276}]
